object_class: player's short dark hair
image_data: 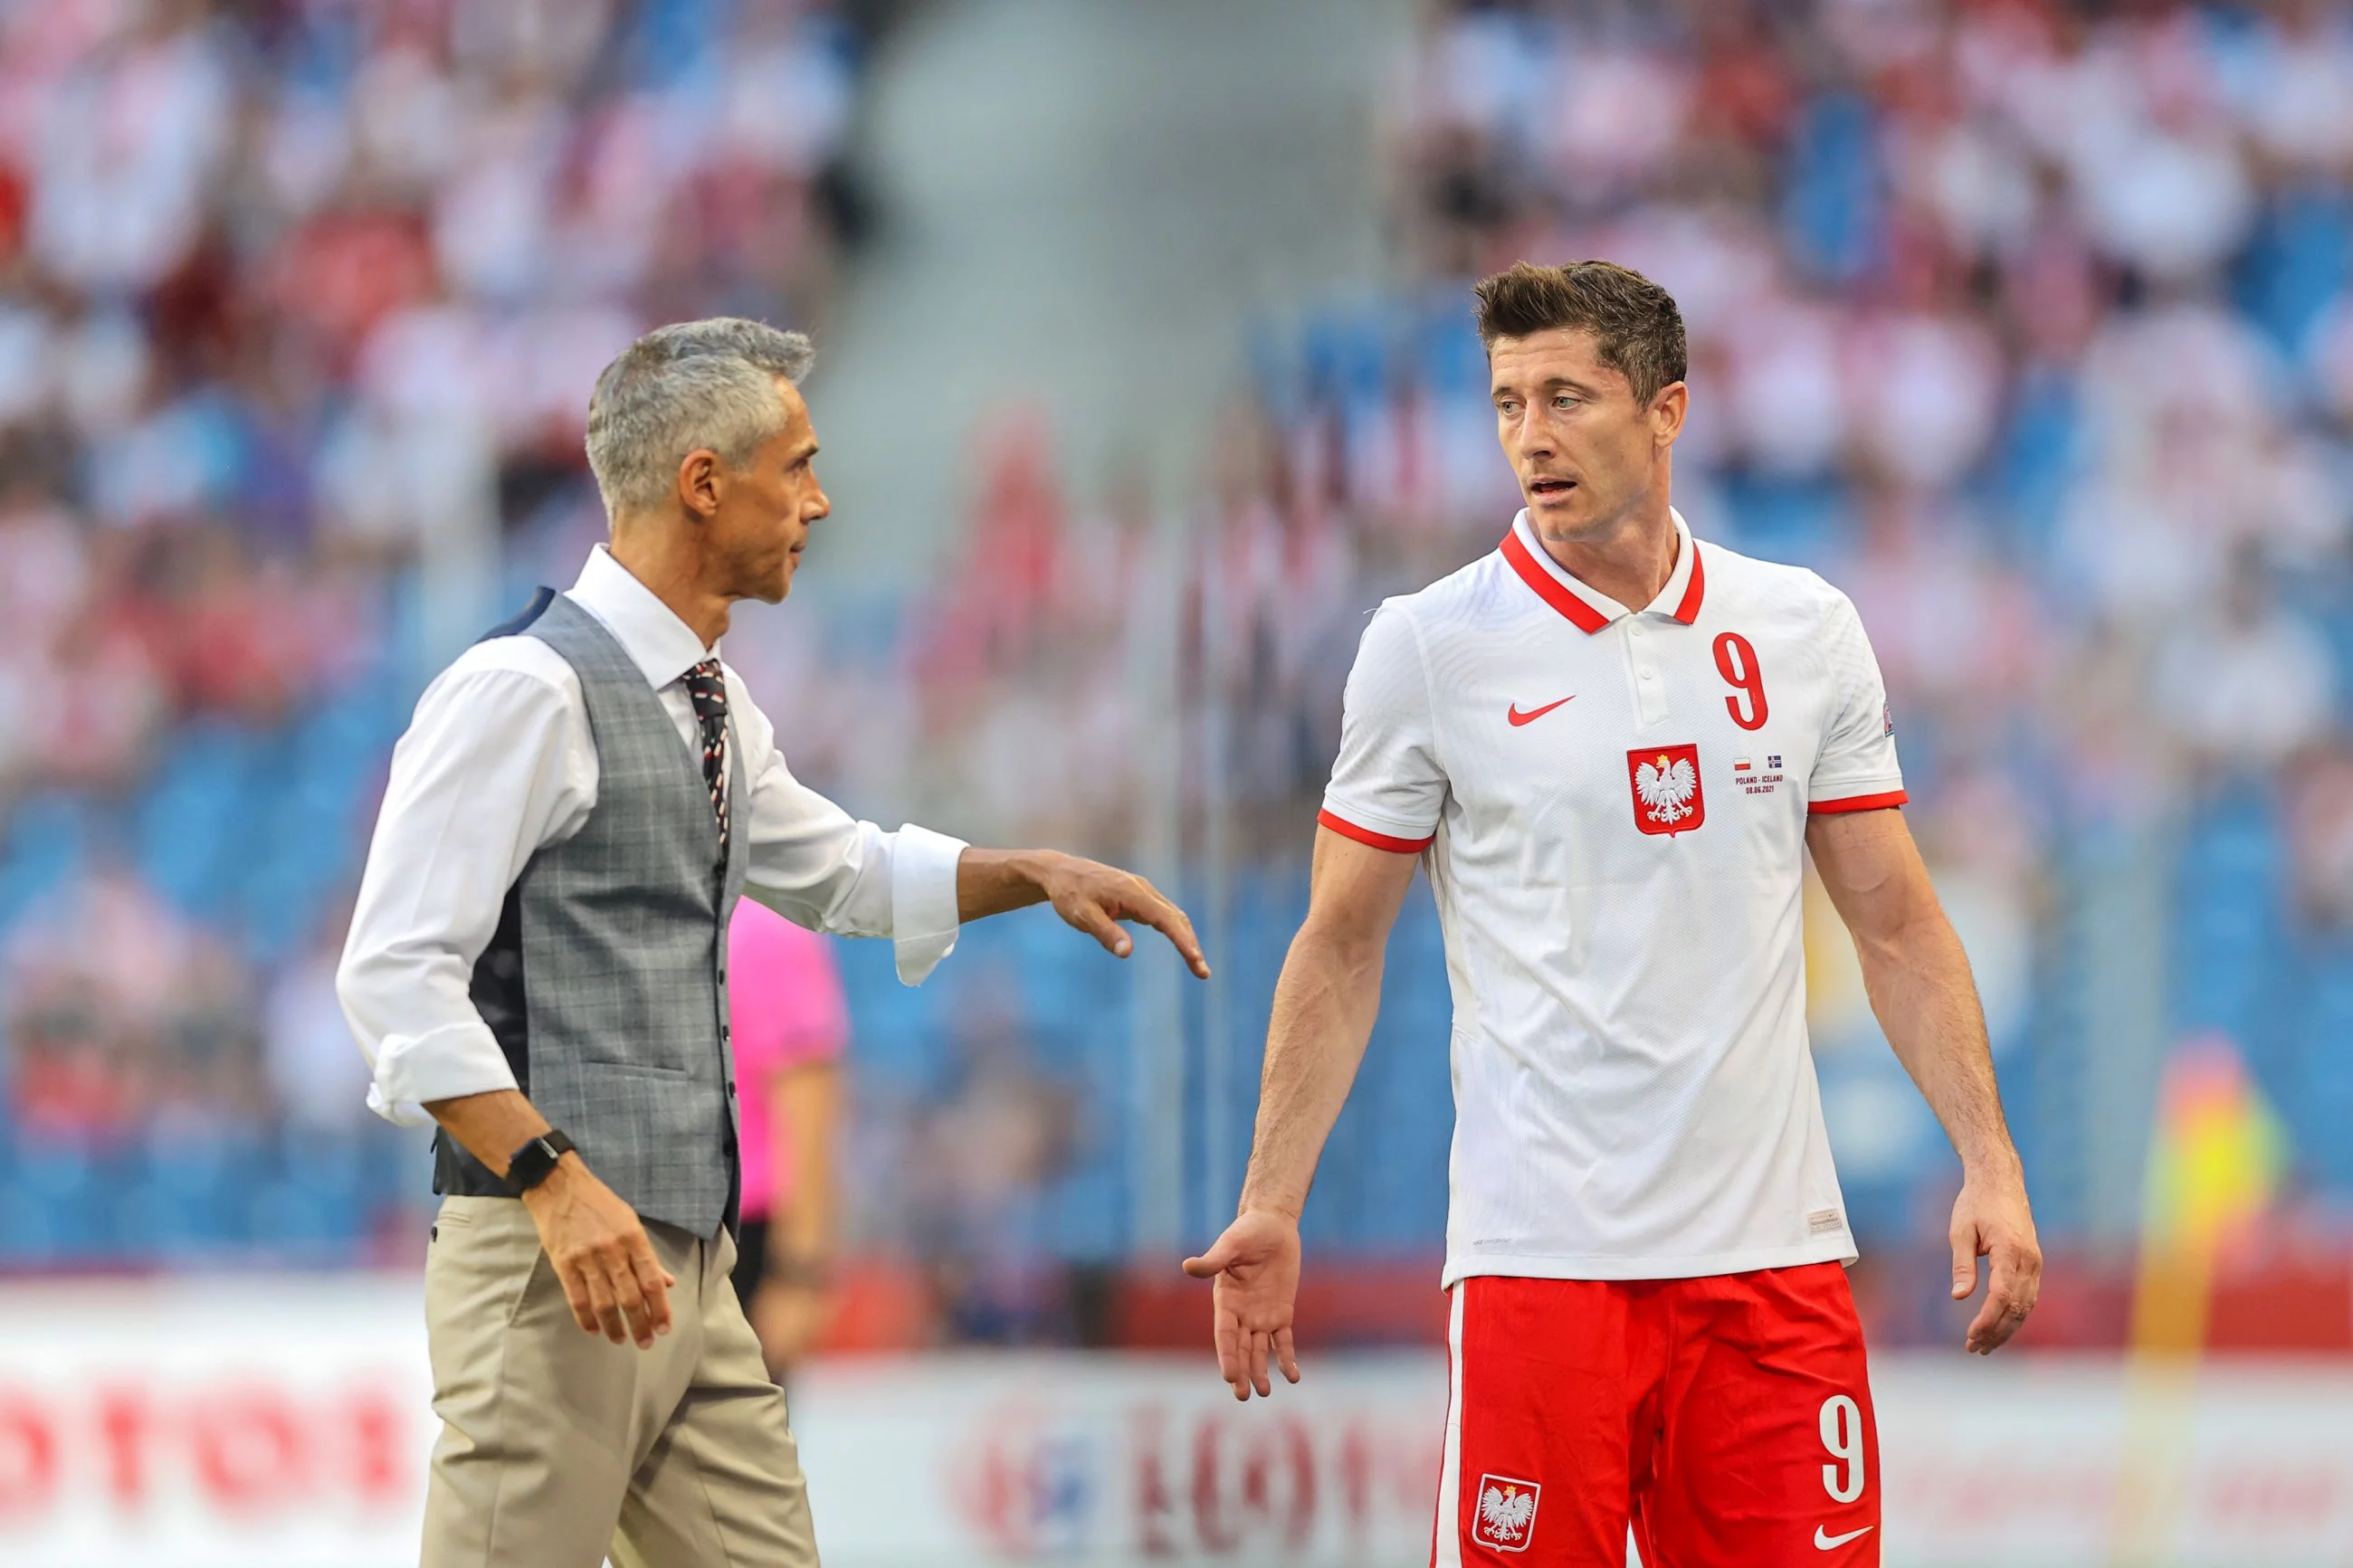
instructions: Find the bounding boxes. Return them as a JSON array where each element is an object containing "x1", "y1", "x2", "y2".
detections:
[{"x1": 1473, "y1": 261, "x2": 1688, "y2": 408}]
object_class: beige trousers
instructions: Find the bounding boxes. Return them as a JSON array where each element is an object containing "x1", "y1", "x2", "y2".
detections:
[{"x1": 420, "y1": 1195, "x2": 818, "y2": 1568}]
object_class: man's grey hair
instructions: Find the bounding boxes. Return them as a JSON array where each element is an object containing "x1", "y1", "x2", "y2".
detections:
[{"x1": 584, "y1": 318, "x2": 814, "y2": 517}]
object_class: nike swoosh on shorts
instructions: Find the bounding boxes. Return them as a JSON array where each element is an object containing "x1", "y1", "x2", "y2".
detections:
[{"x1": 1815, "y1": 1524, "x2": 1875, "y2": 1550}]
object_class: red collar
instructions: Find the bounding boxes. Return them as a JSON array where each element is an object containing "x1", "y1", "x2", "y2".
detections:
[{"x1": 1500, "y1": 518, "x2": 1704, "y2": 633}]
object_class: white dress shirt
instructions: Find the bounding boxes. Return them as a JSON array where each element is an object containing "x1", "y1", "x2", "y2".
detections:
[{"x1": 338, "y1": 546, "x2": 967, "y2": 1126}]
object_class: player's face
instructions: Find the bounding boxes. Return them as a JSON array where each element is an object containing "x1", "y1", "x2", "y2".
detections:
[
  {"x1": 710, "y1": 378, "x2": 830, "y2": 604},
  {"x1": 1489, "y1": 328, "x2": 1683, "y2": 543}
]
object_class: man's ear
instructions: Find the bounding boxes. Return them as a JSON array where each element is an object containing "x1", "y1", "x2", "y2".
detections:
[
  {"x1": 677, "y1": 448, "x2": 724, "y2": 521},
  {"x1": 1650, "y1": 382, "x2": 1689, "y2": 448}
]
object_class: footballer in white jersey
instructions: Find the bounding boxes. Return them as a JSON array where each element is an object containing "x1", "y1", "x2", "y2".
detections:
[{"x1": 1186, "y1": 261, "x2": 2041, "y2": 1568}]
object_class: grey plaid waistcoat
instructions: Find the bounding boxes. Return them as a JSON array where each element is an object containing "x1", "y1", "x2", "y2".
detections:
[{"x1": 433, "y1": 591, "x2": 748, "y2": 1238}]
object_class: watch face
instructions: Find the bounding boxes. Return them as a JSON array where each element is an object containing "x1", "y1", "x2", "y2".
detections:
[{"x1": 511, "y1": 1135, "x2": 562, "y2": 1191}]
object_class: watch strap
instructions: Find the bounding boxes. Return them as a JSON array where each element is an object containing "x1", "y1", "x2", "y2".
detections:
[{"x1": 507, "y1": 1128, "x2": 576, "y2": 1193}]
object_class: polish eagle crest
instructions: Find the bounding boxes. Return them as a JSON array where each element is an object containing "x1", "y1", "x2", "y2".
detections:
[
  {"x1": 1473, "y1": 1476, "x2": 1540, "y2": 1550},
  {"x1": 1634, "y1": 752, "x2": 1699, "y2": 824}
]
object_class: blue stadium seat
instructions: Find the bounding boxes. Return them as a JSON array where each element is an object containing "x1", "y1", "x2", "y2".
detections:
[
  {"x1": 1720, "y1": 473, "x2": 1855, "y2": 567},
  {"x1": 2234, "y1": 185, "x2": 2352, "y2": 353},
  {"x1": 9, "y1": 1140, "x2": 114, "y2": 1262},
  {"x1": 2289, "y1": 949, "x2": 2353, "y2": 1191},
  {"x1": 247, "y1": 1176, "x2": 364, "y2": 1261},
  {"x1": 126, "y1": 1131, "x2": 264, "y2": 1259},
  {"x1": 134, "y1": 721, "x2": 265, "y2": 921},
  {"x1": 2171, "y1": 797, "x2": 2285, "y2": 1048},
  {"x1": 1781, "y1": 92, "x2": 1886, "y2": 283},
  {"x1": 0, "y1": 793, "x2": 89, "y2": 934}
]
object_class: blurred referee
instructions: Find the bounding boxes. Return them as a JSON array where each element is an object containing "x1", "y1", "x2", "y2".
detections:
[{"x1": 338, "y1": 318, "x2": 1208, "y2": 1568}]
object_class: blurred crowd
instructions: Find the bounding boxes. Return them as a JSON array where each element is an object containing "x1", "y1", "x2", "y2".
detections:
[
  {"x1": 0, "y1": 0, "x2": 875, "y2": 1221},
  {"x1": 832, "y1": 2, "x2": 2353, "y2": 851},
  {"x1": 6, "y1": 0, "x2": 2353, "y2": 1334},
  {"x1": 796, "y1": 0, "x2": 2353, "y2": 1262},
  {"x1": 1373, "y1": 0, "x2": 2353, "y2": 1228}
]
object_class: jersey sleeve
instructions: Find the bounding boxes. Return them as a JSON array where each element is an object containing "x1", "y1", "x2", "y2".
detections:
[
  {"x1": 1319, "y1": 603, "x2": 1446, "y2": 851},
  {"x1": 1807, "y1": 590, "x2": 1908, "y2": 813}
]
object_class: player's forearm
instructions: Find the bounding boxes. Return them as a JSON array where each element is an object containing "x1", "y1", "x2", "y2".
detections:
[
  {"x1": 1856, "y1": 913, "x2": 2020, "y2": 1178},
  {"x1": 1235, "y1": 927, "x2": 1386, "y2": 1219}
]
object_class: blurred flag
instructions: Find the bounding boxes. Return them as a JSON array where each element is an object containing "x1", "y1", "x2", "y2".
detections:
[
  {"x1": 2138, "y1": 1032, "x2": 2287, "y2": 1263},
  {"x1": 2110, "y1": 1033, "x2": 2288, "y2": 1566}
]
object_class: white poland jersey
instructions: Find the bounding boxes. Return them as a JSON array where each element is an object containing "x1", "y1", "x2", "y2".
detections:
[{"x1": 1319, "y1": 508, "x2": 1907, "y2": 1286}]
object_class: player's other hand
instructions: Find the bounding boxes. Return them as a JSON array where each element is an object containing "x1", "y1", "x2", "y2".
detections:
[
  {"x1": 1036, "y1": 852, "x2": 1212, "y2": 979},
  {"x1": 1183, "y1": 1208, "x2": 1303, "y2": 1401},
  {"x1": 521, "y1": 1155, "x2": 677, "y2": 1349},
  {"x1": 1948, "y1": 1164, "x2": 2041, "y2": 1355}
]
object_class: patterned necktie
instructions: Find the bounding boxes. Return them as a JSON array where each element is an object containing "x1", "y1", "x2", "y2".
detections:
[{"x1": 682, "y1": 659, "x2": 729, "y2": 851}]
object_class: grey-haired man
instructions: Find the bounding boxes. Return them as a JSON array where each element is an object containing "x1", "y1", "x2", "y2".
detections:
[{"x1": 338, "y1": 318, "x2": 1208, "y2": 1567}]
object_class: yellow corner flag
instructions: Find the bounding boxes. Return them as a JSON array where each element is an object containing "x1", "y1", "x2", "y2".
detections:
[
  {"x1": 2134, "y1": 1031, "x2": 2287, "y2": 1343},
  {"x1": 2110, "y1": 1033, "x2": 2289, "y2": 1565}
]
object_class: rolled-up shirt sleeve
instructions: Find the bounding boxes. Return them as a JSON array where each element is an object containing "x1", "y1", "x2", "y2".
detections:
[
  {"x1": 338, "y1": 653, "x2": 592, "y2": 1126},
  {"x1": 733, "y1": 689, "x2": 967, "y2": 984}
]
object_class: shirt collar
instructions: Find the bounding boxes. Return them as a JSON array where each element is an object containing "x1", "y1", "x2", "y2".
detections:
[
  {"x1": 1500, "y1": 507, "x2": 1705, "y2": 633},
  {"x1": 566, "y1": 545, "x2": 717, "y2": 689}
]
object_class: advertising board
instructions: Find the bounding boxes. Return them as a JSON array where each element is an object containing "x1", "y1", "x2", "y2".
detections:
[{"x1": 1, "y1": 1278, "x2": 2349, "y2": 1567}]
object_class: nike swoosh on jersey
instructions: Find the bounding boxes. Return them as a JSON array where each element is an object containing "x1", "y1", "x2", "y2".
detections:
[
  {"x1": 1507, "y1": 696, "x2": 1576, "y2": 727},
  {"x1": 1815, "y1": 1525, "x2": 1875, "y2": 1550}
]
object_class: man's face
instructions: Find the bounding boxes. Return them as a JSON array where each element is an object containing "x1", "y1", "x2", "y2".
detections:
[
  {"x1": 1489, "y1": 328, "x2": 1683, "y2": 542},
  {"x1": 706, "y1": 378, "x2": 829, "y2": 604}
]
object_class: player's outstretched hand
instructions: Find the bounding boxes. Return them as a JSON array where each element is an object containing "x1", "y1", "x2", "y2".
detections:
[
  {"x1": 1948, "y1": 1166, "x2": 2041, "y2": 1355},
  {"x1": 521, "y1": 1155, "x2": 677, "y2": 1349},
  {"x1": 1036, "y1": 852, "x2": 1211, "y2": 979},
  {"x1": 1183, "y1": 1208, "x2": 1302, "y2": 1401}
]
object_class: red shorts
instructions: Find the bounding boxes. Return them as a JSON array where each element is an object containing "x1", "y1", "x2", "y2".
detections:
[{"x1": 1433, "y1": 1263, "x2": 1881, "y2": 1567}]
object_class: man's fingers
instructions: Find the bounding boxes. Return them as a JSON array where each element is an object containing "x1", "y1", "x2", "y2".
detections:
[
  {"x1": 1182, "y1": 1244, "x2": 1232, "y2": 1279},
  {"x1": 1275, "y1": 1326, "x2": 1300, "y2": 1385},
  {"x1": 1058, "y1": 865, "x2": 1216, "y2": 977},
  {"x1": 581, "y1": 1263, "x2": 626, "y2": 1344},
  {"x1": 1967, "y1": 1292, "x2": 2028, "y2": 1353},
  {"x1": 1065, "y1": 898, "x2": 1133, "y2": 958},
  {"x1": 1212, "y1": 1308, "x2": 1245, "y2": 1398},
  {"x1": 1965, "y1": 1298, "x2": 1998, "y2": 1352},
  {"x1": 1183, "y1": 1227, "x2": 1251, "y2": 1278},
  {"x1": 609, "y1": 1255, "x2": 654, "y2": 1348},
  {"x1": 1248, "y1": 1328, "x2": 1272, "y2": 1398},
  {"x1": 1967, "y1": 1242, "x2": 2040, "y2": 1353},
  {"x1": 1949, "y1": 1227, "x2": 1979, "y2": 1301},
  {"x1": 628, "y1": 1236, "x2": 674, "y2": 1337},
  {"x1": 557, "y1": 1261, "x2": 600, "y2": 1335},
  {"x1": 1125, "y1": 889, "x2": 1211, "y2": 979}
]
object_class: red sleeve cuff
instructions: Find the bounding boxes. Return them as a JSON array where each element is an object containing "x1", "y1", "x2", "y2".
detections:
[
  {"x1": 1317, "y1": 808, "x2": 1434, "y2": 854},
  {"x1": 1808, "y1": 789, "x2": 1909, "y2": 815}
]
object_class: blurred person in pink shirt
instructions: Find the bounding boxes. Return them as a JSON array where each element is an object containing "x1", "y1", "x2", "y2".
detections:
[{"x1": 726, "y1": 898, "x2": 850, "y2": 1376}]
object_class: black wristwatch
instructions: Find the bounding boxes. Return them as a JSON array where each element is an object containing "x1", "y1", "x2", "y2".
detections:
[{"x1": 507, "y1": 1128, "x2": 576, "y2": 1193}]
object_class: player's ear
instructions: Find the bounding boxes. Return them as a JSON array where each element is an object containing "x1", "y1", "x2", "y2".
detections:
[{"x1": 1649, "y1": 382, "x2": 1688, "y2": 449}]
